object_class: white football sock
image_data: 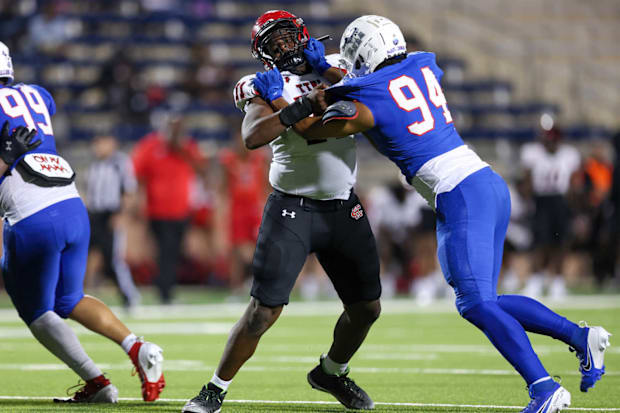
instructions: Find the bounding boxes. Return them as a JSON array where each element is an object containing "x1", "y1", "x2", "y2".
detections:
[
  {"x1": 29, "y1": 311, "x2": 102, "y2": 381},
  {"x1": 210, "y1": 373, "x2": 232, "y2": 391},
  {"x1": 321, "y1": 354, "x2": 348, "y2": 376},
  {"x1": 121, "y1": 333, "x2": 138, "y2": 354}
]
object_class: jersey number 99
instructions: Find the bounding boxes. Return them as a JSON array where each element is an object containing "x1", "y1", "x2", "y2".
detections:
[{"x1": 0, "y1": 86, "x2": 53, "y2": 135}]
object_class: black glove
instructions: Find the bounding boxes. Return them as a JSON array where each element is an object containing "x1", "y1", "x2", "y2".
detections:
[{"x1": 0, "y1": 121, "x2": 41, "y2": 165}]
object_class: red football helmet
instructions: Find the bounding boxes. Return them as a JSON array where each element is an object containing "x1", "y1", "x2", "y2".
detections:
[{"x1": 251, "y1": 10, "x2": 310, "y2": 73}]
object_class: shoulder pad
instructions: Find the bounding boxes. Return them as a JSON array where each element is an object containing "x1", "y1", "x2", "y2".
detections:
[
  {"x1": 322, "y1": 100, "x2": 358, "y2": 124},
  {"x1": 233, "y1": 74, "x2": 259, "y2": 112}
]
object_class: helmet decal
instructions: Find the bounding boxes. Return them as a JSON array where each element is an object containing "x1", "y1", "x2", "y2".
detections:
[
  {"x1": 340, "y1": 15, "x2": 406, "y2": 77},
  {"x1": 0, "y1": 41, "x2": 14, "y2": 84}
]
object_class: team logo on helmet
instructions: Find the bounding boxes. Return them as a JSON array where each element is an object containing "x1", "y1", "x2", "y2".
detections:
[{"x1": 340, "y1": 15, "x2": 406, "y2": 78}]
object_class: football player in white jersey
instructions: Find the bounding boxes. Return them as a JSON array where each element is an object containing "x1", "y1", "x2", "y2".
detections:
[
  {"x1": 0, "y1": 41, "x2": 165, "y2": 403},
  {"x1": 519, "y1": 127, "x2": 581, "y2": 298},
  {"x1": 182, "y1": 10, "x2": 381, "y2": 413}
]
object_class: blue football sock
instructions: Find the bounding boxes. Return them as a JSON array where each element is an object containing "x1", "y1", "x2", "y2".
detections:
[
  {"x1": 530, "y1": 376, "x2": 558, "y2": 396},
  {"x1": 462, "y1": 301, "x2": 549, "y2": 385},
  {"x1": 497, "y1": 295, "x2": 586, "y2": 353}
]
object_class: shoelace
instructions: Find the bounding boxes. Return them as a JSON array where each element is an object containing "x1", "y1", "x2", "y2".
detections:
[
  {"x1": 339, "y1": 376, "x2": 364, "y2": 397},
  {"x1": 197, "y1": 386, "x2": 224, "y2": 404},
  {"x1": 65, "y1": 380, "x2": 87, "y2": 397}
]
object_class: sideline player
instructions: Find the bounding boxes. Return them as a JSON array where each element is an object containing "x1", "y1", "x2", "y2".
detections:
[
  {"x1": 0, "y1": 41, "x2": 165, "y2": 403},
  {"x1": 182, "y1": 10, "x2": 381, "y2": 413},
  {"x1": 280, "y1": 16, "x2": 610, "y2": 413}
]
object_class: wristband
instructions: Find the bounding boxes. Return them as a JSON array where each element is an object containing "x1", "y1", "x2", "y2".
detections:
[{"x1": 279, "y1": 97, "x2": 313, "y2": 127}]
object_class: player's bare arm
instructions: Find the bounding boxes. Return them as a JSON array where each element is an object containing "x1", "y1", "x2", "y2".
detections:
[
  {"x1": 297, "y1": 100, "x2": 375, "y2": 140},
  {"x1": 242, "y1": 90, "x2": 328, "y2": 149},
  {"x1": 265, "y1": 84, "x2": 330, "y2": 135},
  {"x1": 321, "y1": 66, "x2": 345, "y2": 84},
  {"x1": 241, "y1": 97, "x2": 288, "y2": 149}
]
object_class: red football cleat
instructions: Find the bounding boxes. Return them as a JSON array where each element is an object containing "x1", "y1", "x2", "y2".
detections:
[
  {"x1": 54, "y1": 374, "x2": 118, "y2": 403},
  {"x1": 128, "y1": 340, "x2": 165, "y2": 402}
]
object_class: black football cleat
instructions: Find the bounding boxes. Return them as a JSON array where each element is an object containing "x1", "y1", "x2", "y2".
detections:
[
  {"x1": 307, "y1": 356, "x2": 374, "y2": 410},
  {"x1": 181, "y1": 383, "x2": 226, "y2": 413}
]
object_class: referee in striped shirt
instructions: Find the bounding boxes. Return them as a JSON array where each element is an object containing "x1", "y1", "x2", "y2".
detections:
[{"x1": 86, "y1": 134, "x2": 141, "y2": 309}]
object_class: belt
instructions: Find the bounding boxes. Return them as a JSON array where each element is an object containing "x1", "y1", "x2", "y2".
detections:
[{"x1": 272, "y1": 190, "x2": 351, "y2": 212}]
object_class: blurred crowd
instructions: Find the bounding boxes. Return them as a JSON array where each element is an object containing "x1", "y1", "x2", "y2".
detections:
[
  {"x1": 365, "y1": 127, "x2": 620, "y2": 304},
  {"x1": 1, "y1": 0, "x2": 619, "y2": 308},
  {"x1": 72, "y1": 119, "x2": 620, "y2": 309}
]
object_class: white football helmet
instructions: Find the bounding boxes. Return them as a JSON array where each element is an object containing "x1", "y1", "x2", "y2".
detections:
[
  {"x1": 0, "y1": 41, "x2": 14, "y2": 84},
  {"x1": 340, "y1": 15, "x2": 406, "y2": 77}
]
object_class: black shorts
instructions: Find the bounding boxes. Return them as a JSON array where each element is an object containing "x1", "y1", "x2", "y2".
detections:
[
  {"x1": 533, "y1": 195, "x2": 572, "y2": 247},
  {"x1": 251, "y1": 190, "x2": 381, "y2": 307},
  {"x1": 89, "y1": 211, "x2": 113, "y2": 251}
]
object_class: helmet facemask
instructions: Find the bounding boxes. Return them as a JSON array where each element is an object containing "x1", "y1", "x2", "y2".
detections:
[{"x1": 253, "y1": 21, "x2": 308, "y2": 74}]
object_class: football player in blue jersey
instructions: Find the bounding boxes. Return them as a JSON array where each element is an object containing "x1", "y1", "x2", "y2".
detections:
[
  {"x1": 0, "y1": 41, "x2": 165, "y2": 403},
  {"x1": 257, "y1": 16, "x2": 612, "y2": 413}
]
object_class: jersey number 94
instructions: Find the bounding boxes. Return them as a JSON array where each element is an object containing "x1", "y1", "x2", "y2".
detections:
[{"x1": 388, "y1": 66, "x2": 452, "y2": 136}]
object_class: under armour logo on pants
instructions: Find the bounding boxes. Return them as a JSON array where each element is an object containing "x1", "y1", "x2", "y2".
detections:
[{"x1": 282, "y1": 209, "x2": 296, "y2": 219}]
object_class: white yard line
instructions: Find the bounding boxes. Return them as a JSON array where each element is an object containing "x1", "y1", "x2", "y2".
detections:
[
  {"x1": 0, "y1": 395, "x2": 618, "y2": 411},
  {"x1": 0, "y1": 361, "x2": 617, "y2": 377},
  {"x1": 1, "y1": 295, "x2": 620, "y2": 322}
]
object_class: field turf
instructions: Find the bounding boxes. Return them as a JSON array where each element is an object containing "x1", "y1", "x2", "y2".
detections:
[{"x1": 0, "y1": 291, "x2": 619, "y2": 412}]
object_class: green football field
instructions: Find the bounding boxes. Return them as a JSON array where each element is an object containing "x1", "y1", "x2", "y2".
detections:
[{"x1": 0, "y1": 293, "x2": 619, "y2": 413}]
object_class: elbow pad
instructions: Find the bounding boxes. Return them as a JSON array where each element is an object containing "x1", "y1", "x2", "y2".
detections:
[{"x1": 322, "y1": 100, "x2": 358, "y2": 124}]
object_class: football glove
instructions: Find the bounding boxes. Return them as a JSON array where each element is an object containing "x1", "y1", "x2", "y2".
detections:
[
  {"x1": 0, "y1": 121, "x2": 41, "y2": 165},
  {"x1": 253, "y1": 68, "x2": 284, "y2": 103},
  {"x1": 303, "y1": 38, "x2": 331, "y2": 75}
]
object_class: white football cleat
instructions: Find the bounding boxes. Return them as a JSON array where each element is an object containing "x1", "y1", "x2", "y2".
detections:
[
  {"x1": 571, "y1": 324, "x2": 612, "y2": 392},
  {"x1": 129, "y1": 340, "x2": 166, "y2": 401},
  {"x1": 522, "y1": 381, "x2": 570, "y2": 413}
]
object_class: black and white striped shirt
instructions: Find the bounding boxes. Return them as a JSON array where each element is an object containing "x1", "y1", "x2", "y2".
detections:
[{"x1": 86, "y1": 152, "x2": 137, "y2": 212}]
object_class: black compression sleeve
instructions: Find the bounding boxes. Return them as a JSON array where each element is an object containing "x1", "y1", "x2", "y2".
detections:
[{"x1": 278, "y1": 96, "x2": 313, "y2": 127}]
